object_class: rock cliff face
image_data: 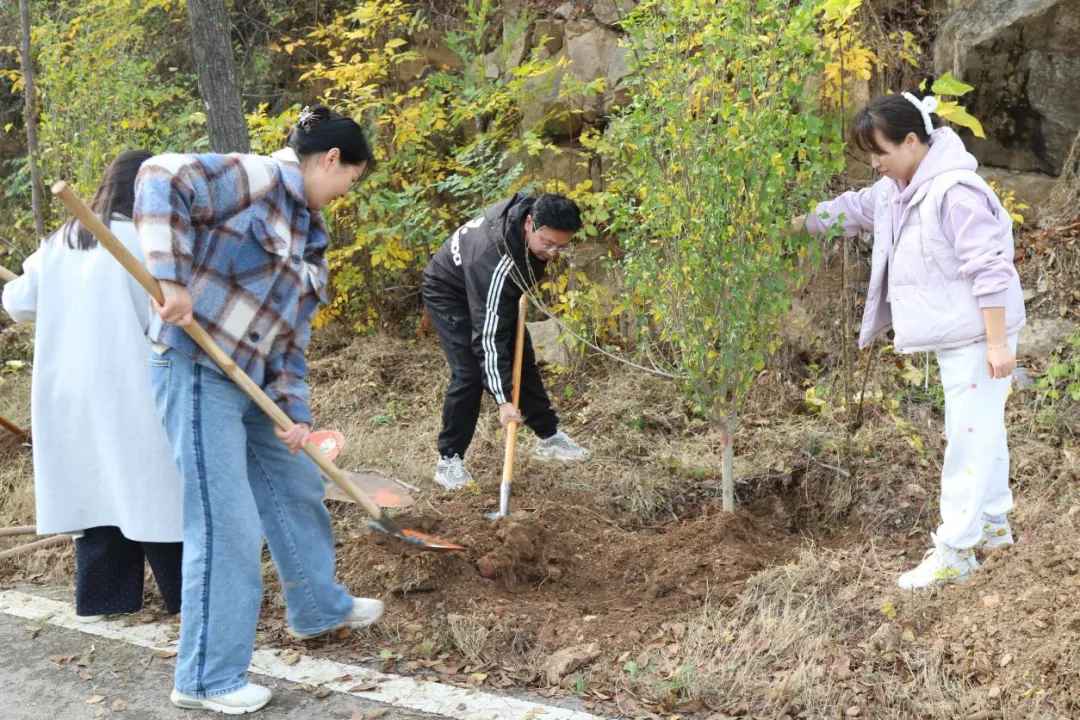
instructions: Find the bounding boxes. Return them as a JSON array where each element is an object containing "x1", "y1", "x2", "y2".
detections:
[{"x1": 934, "y1": 0, "x2": 1080, "y2": 177}]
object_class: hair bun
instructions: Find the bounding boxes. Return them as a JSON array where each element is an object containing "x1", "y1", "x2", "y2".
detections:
[{"x1": 297, "y1": 104, "x2": 331, "y2": 132}]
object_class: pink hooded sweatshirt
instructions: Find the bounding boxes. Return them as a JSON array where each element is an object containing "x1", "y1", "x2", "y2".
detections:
[{"x1": 806, "y1": 127, "x2": 1026, "y2": 353}]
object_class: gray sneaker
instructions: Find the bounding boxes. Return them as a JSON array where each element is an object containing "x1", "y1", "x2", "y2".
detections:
[
  {"x1": 434, "y1": 454, "x2": 473, "y2": 489},
  {"x1": 980, "y1": 515, "x2": 1014, "y2": 549},
  {"x1": 535, "y1": 430, "x2": 592, "y2": 462}
]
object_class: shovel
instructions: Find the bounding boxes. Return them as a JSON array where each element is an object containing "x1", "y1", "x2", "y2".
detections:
[
  {"x1": 310, "y1": 430, "x2": 416, "y2": 509},
  {"x1": 486, "y1": 294, "x2": 528, "y2": 519},
  {"x1": 0, "y1": 266, "x2": 17, "y2": 283},
  {"x1": 51, "y1": 182, "x2": 461, "y2": 552}
]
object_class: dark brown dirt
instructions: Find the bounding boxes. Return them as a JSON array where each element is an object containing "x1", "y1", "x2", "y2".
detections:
[{"x1": 332, "y1": 492, "x2": 798, "y2": 651}]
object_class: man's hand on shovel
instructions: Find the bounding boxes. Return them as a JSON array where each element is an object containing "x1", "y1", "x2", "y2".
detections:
[{"x1": 498, "y1": 402, "x2": 523, "y2": 427}]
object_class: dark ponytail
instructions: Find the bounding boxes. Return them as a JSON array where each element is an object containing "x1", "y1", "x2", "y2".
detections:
[
  {"x1": 287, "y1": 104, "x2": 375, "y2": 168},
  {"x1": 61, "y1": 150, "x2": 153, "y2": 251},
  {"x1": 851, "y1": 92, "x2": 944, "y2": 155}
]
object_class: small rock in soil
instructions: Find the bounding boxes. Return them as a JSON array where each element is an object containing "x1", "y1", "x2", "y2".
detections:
[
  {"x1": 988, "y1": 685, "x2": 1002, "y2": 700},
  {"x1": 999, "y1": 653, "x2": 1013, "y2": 667},
  {"x1": 983, "y1": 594, "x2": 1001, "y2": 608},
  {"x1": 476, "y1": 556, "x2": 497, "y2": 578}
]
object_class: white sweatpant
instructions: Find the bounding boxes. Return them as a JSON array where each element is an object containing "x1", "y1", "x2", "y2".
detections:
[{"x1": 933, "y1": 335, "x2": 1018, "y2": 549}]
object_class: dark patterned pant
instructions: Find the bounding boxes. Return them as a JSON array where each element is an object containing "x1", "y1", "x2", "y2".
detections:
[{"x1": 74, "y1": 526, "x2": 182, "y2": 616}]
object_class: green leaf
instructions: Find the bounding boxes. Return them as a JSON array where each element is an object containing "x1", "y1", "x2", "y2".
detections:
[
  {"x1": 931, "y1": 72, "x2": 974, "y2": 98},
  {"x1": 937, "y1": 102, "x2": 986, "y2": 138},
  {"x1": 820, "y1": 0, "x2": 863, "y2": 25}
]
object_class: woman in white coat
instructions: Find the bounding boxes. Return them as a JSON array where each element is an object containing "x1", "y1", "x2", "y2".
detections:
[{"x1": 1, "y1": 150, "x2": 183, "y2": 619}]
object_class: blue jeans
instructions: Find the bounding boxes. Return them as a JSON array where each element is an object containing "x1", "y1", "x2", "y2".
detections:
[{"x1": 150, "y1": 350, "x2": 353, "y2": 698}]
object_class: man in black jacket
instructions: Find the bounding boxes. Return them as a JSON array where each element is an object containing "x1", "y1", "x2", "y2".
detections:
[{"x1": 421, "y1": 193, "x2": 591, "y2": 489}]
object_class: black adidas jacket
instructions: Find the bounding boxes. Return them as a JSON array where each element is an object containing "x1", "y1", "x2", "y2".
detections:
[{"x1": 421, "y1": 193, "x2": 547, "y2": 405}]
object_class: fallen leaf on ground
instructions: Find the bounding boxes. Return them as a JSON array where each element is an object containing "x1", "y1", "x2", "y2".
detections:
[
  {"x1": 26, "y1": 624, "x2": 42, "y2": 639},
  {"x1": 111, "y1": 699, "x2": 127, "y2": 712},
  {"x1": 48, "y1": 654, "x2": 74, "y2": 665},
  {"x1": 76, "y1": 646, "x2": 96, "y2": 667},
  {"x1": 348, "y1": 710, "x2": 389, "y2": 720},
  {"x1": 347, "y1": 683, "x2": 379, "y2": 693},
  {"x1": 87, "y1": 694, "x2": 106, "y2": 704},
  {"x1": 79, "y1": 670, "x2": 92, "y2": 681},
  {"x1": 281, "y1": 649, "x2": 301, "y2": 665},
  {"x1": 155, "y1": 650, "x2": 178, "y2": 659},
  {"x1": 311, "y1": 686, "x2": 332, "y2": 699}
]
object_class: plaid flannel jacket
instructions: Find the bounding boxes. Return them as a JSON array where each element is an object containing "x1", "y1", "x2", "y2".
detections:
[{"x1": 133, "y1": 148, "x2": 329, "y2": 424}]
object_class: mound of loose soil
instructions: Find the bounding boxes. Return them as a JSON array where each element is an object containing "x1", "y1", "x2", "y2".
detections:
[
  {"x1": 334, "y1": 492, "x2": 798, "y2": 651},
  {"x1": 918, "y1": 536, "x2": 1080, "y2": 713}
]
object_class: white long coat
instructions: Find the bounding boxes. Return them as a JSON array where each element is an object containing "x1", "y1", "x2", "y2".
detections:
[{"x1": 1, "y1": 219, "x2": 182, "y2": 541}]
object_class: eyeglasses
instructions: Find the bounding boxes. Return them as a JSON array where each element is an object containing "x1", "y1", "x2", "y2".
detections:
[{"x1": 533, "y1": 225, "x2": 575, "y2": 258}]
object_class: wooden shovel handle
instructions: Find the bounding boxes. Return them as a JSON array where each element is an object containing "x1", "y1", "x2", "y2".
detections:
[
  {"x1": 498, "y1": 294, "x2": 528, "y2": 516},
  {"x1": 0, "y1": 414, "x2": 30, "y2": 442},
  {"x1": 50, "y1": 182, "x2": 388, "y2": 525},
  {"x1": 0, "y1": 534, "x2": 70, "y2": 562},
  {"x1": 0, "y1": 265, "x2": 17, "y2": 283}
]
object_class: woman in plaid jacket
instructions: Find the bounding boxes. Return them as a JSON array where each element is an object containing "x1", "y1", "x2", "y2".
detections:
[{"x1": 134, "y1": 106, "x2": 377, "y2": 714}]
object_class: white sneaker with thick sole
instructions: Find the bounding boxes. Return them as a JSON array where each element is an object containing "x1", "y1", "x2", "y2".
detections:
[
  {"x1": 285, "y1": 596, "x2": 384, "y2": 641},
  {"x1": 898, "y1": 533, "x2": 979, "y2": 590},
  {"x1": 979, "y1": 515, "x2": 1014, "y2": 549},
  {"x1": 170, "y1": 683, "x2": 272, "y2": 715},
  {"x1": 75, "y1": 614, "x2": 106, "y2": 623},
  {"x1": 433, "y1": 454, "x2": 473, "y2": 489},
  {"x1": 534, "y1": 430, "x2": 591, "y2": 462}
]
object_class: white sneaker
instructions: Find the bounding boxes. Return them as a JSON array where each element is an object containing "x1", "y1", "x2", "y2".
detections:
[
  {"x1": 979, "y1": 515, "x2": 1014, "y2": 549},
  {"x1": 286, "y1": 596, "x2": 384, "y2": 640},
  {"x1": 434, "y1": 454, "x2": 473, "y2": 489},
  {"x1": 75, "y1": 614, "x2": 106, "y2": 623},
  {"x1": 535, "y1": 430, "x2": 592, "y2": 462},
  {"x1": 898, "y1": 533, "x2": 979, "y2": 590},
  {"x1": 170, "y1": 683, "x2": 272, "y2": 714}
]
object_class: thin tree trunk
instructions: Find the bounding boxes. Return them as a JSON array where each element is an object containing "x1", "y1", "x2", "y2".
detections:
[
  {"x1": 720, "y1": 416, "x2": 736, "y2": 513},
  {"x1": 18, "y1": 0, "x2": 46, "y2": 237},
  {"x1": 185, "y1": 0, "x2": 250, "y2": 154}
]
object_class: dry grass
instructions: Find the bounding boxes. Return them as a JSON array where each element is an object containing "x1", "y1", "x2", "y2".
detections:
[
  {"x1": 445, "y1": 612, "x2": 493, "y2": 666},
  {"x1": 0, "y1": 372, "x2": 34, "y2": 529},
  {"x1": 1047, "y1": 130, "x2": 1080, "y2": 227},
  {"x1": 623, "y1": 512, "x2": 1079, "y2": 718}
]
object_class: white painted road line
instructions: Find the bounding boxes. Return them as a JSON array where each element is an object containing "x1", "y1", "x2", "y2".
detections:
[{"x1": 0, "y1": 590, "x2": 602, "y2": 720}]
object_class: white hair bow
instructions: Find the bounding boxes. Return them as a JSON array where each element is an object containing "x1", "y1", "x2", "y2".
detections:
[{"x1": 902, "y1": 92, "x2": 939, "y2": 136}]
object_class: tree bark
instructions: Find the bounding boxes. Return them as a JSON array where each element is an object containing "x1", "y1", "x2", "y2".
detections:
[
  {"x1": 720, "y1": 416, "x2": 736, "y2": 513},
  {"x1": 185, "y1": 0, "x2": 250, "y2": 154},
  {"x1": 18, "y1": 0, "x2": 47, "y2": 237}
]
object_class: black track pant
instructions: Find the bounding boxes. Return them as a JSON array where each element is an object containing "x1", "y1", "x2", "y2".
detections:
[{"x1": 424, "y1": 299, "x2": 558, "y2": 458}]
